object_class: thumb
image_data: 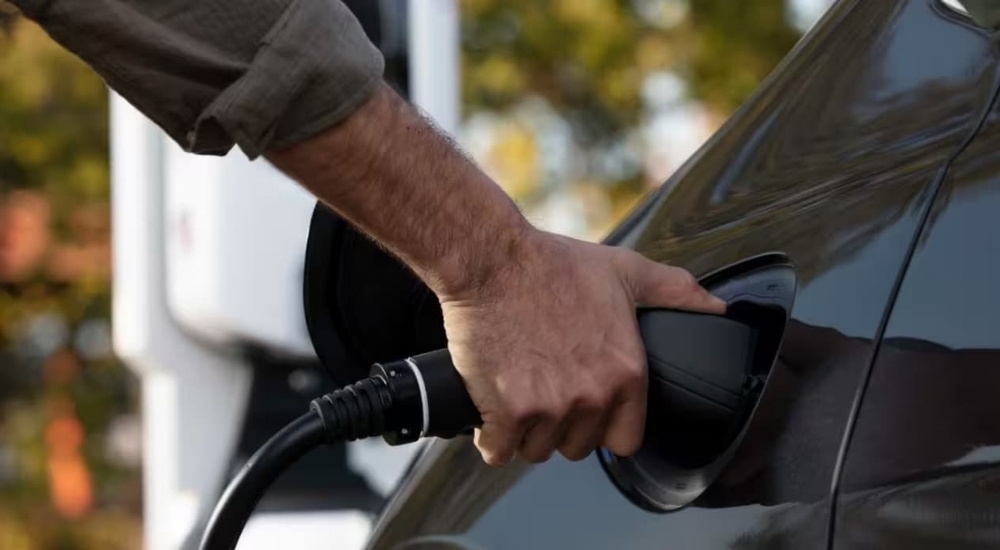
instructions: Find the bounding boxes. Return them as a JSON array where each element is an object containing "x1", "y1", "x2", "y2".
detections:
[{"x1": 626, "y1": 255, "x2": 726, "y2": 314}]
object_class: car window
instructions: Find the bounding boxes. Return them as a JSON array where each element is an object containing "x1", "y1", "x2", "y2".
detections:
[{"x1": 833, "y1": 81, "x2": 1000, "y2": 549}]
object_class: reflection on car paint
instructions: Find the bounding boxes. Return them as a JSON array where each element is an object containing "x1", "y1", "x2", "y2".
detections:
[
  {"x1": 366, "y1": 1, "x2": 1000, "y2": 548},
  {"x1": 733, "y1": 466, "x2": 1000, "y2": 549},
  {"x1": 834, "y1": 87, "x2": 1000, "y2": 549}
]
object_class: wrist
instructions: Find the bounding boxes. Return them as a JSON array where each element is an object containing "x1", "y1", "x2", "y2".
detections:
[{"x1": 429, "y1": 211, "x2": 539, "y2": 302}]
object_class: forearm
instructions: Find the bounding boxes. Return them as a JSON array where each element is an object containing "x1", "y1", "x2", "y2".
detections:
[
  {"x1": 266, "y1": 82, "x2": 532, "y2": 298},
  {"x1": 19, "y1": 0, "x2": 725, "y2": 470}
]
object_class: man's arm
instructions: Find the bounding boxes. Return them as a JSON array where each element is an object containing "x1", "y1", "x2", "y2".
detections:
[
  {"x1": 14, "y1": 0, "x2": 724, "y2": 464},
  {"x1": 267, "y1": 83, "x2": 725, "y2": 465},
  {"x1": 268, "y1": 82, "x2": 528, "y2": 299}
]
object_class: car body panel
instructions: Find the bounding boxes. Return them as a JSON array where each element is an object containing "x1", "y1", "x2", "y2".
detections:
[
  {"x1": 833, "y1": 52, "x2": 1000, "y2": 549},
  {"x1": 366, "y1": 1, "x2": 1000, "y2": 548}
]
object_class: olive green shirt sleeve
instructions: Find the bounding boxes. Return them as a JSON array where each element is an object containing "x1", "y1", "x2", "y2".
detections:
[{"x1": 12, "y1": 0, "x2": 385, "y2": 158}]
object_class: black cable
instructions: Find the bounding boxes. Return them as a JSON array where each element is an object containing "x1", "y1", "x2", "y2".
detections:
[
  {"x1": 199, "y1": 350, "x2": 481, "y2": 550},
  {"x1": 199, "y1": 413, "x2": 325, "y2": 550}
]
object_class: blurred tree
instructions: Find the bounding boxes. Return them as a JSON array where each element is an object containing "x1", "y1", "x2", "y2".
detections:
[
  {"x1": 0, "y1": 8, "x2": 113, "y2": 393},
  {"x1": 461, "y1": 0, "x2": 802, "y2": 234},
  {"x1": 463, "y1": 0, "x2": 799, "y2": 142},
  {"x1": 684, "y1": 0, "x2": 802, "y2": 114},
  {"x1": 0, "y1": 9, "x2": 109, "y2": 205},
  {"x1": 0, "y1": 6, "x2": 140, "y2": 549}
]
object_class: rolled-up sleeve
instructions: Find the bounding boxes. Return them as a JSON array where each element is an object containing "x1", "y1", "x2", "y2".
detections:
[{"x1": 12, "y1": 0, "x2": 384, "y2": 158}]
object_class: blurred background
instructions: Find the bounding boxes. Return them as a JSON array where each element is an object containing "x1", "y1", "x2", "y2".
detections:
[{"x1": 0, "y1": 0, "x2": 830, "y2": 547}]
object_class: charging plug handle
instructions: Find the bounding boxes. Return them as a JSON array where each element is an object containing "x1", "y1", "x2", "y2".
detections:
[
  {"x1": 200, "y1": 307, "x2": 758, "y2": 550},
  {"x1": 308, "y1": 349, "x2": 481, "y2": 447}
]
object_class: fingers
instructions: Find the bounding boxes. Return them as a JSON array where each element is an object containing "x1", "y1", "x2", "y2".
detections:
[
  {"x1": 518, "y1": 417, "x2": 566, "y2": 463},
  {"x1": 470, "y1": 321, "x2": 651, "y2": 466},
  {"x1": 519, "y1": 352, "x2": 647, "y2": 463},
  {"x1": 478, "y1": 415, "x2": 561, "y2": 466},
  {"x1": 477, "y1": 390, "x2": 616, "y2": 465},
  {"x1": 625, "y1": 253, "x2": 726, "y2": 314},
  {"x1": 475, "y1": 394, "x2": 649, "y2": 465},
  {"x1": 603, "y1": 389, "x2": 647, "y2": 457},
  {"x1": 602, "y1": 362, "x2": 648, "y2": 456},
  {"x1": 558, "y1": 407, "x2": 608, "y2": 461},
  {"x1": 474, "y1": 420, "x2": 524, "y2": 467}
]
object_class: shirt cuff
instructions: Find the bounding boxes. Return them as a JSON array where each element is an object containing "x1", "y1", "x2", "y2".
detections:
[{"x1": 190, "y1": 0, "x2": 385, "y2": 159}]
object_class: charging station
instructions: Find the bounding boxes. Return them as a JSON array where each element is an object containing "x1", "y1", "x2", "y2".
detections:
[{"x1": 110, "y1": 2, "x2": 459, "y2": 548}]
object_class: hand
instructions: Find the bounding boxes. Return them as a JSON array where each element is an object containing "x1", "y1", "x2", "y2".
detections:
[
  {"x1": 265, "y1": 84, "x2": 722, "y2": 465},
  {"x1": 438, "y1": 229, "x2": 726, "y2": 466}
]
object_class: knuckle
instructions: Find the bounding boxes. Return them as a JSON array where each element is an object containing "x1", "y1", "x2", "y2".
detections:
[
  {"x1": 625, "y1": 249, "x2": 649, "y2": 267},
  {"x1": 505, "y1": 400, "x2": 541, "y2": 426},
  {"x1": 549, "y1": 396, "x2": 573, "y2": 420},
  {"x1": 618, "y1": 357, "x2": 646, "y2": 387},
  {"x1": 613, "y1": 249, "x2": 646, "y2": 283},
  {"x1": 512, "y1": 397, "x2": 571, "y2": 426},
  {"x1": 573, "y1": 387, "x2": 611, "y2": 412},
  {"x1": 673, "y1": 269, "x2": 698, "y2": 289},
  {"x1": 610, "y1": 247, "x2": 638, "y2": 267}
]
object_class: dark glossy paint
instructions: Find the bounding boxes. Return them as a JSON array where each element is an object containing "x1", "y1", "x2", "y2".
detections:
[
  {"x1": 367, "y1": 1, "x2": 999, "y2": 549},
  {"x1": 833, "y1": 57, "x2": 1000, "y2": 549}
]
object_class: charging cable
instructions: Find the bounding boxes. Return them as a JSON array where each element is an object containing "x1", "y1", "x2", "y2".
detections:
[
  {"x1": 198, "y1": 304, "x2": 762, "y2": 549},
  {"x1": 198, "y1": 349, "x2": 479, "y2": 550}
]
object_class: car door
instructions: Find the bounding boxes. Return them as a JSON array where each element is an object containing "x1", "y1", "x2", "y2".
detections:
[
  {"x1": 362, "y1": 1, "x2": 1000, "y2": 549},
  {"x1": 831, "y1": 9, "x2": 1000, "y2": 549}
]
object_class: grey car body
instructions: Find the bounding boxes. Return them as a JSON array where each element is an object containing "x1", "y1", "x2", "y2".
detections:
[{"x1": 302, "y1": 1, "x2": 1000, "y2": 548}]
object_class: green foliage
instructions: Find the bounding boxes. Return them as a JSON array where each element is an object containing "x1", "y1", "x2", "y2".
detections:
[
  {"x1": 461, "y1": 0, "x2": 802, "y2": 235},
  {"x1": 462, "y1": 0, "x2": 800, "y2": 145},
  {"x1": 0, "y1": 8, "x2": 139, "y2": 548},
  {"x1": 685, "y1": 0, "x2": 801, "y2": 113},
  {"x1": 0, "y1": 16, "x2": 110, "y2": 205},
  {"x1": 0, "y1": 13, "x2": 114, "y2": 391}
]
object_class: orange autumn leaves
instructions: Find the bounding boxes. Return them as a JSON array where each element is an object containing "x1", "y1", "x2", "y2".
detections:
[
  {"x1": 42, "y1": 350, "x2": 94, "y2": 519},
  {"x1": 44, "y1": 399, "x2": 92, "y2": 519}
]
